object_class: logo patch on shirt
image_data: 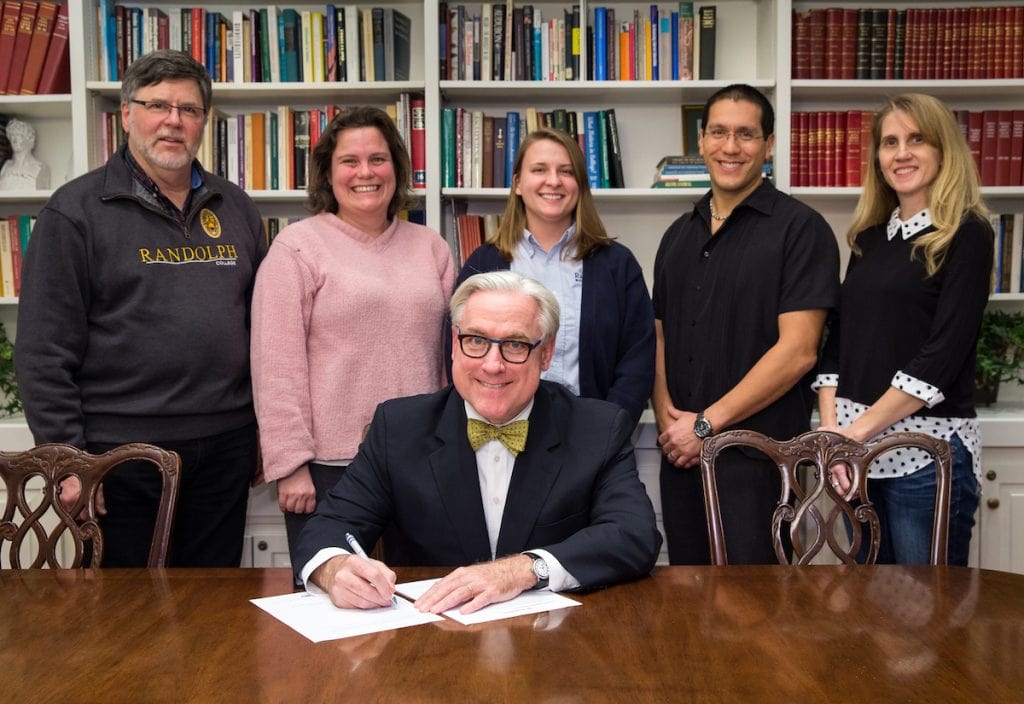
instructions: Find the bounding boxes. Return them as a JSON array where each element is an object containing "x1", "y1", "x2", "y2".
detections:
[{"x1": 200, "y1": 209, "x2": 222, "y2": 239}]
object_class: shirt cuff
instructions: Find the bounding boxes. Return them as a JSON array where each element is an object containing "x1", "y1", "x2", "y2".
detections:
[
  {"x1": 891, "y1": 371, "x2": 945, "y2": 408},
  {"x1": 528, "y1": 548, "x2": 581, "y2": 592},
  {"x1": 811, "y1": 373, "x2": 839, "y2": 391},
  {"x1": 300, "y1": 547, "x2": 349, "y2": 594}
]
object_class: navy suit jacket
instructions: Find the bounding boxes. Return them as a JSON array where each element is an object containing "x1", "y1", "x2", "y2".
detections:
[{"x1": 295, "y1": 381, "x2": 661, "y2": 589}]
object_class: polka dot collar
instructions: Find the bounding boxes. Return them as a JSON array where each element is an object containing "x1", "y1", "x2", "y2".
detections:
[{"x1": 887, "y1": 207, "x2": 933, "y2": 241}]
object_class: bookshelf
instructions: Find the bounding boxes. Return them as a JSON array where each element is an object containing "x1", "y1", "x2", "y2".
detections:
[{"x1": 0, "y1": 0, "x2": 1020, "y2": 350}]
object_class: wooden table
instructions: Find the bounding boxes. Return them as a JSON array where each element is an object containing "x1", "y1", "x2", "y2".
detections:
[{"x1": 2, "y1": 565, "x2": 1021, "y2": 703}]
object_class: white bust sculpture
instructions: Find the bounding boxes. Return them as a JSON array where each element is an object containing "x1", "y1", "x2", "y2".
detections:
[{"x1": 0, "y1": 119, "x2": 50, "y2": 190}]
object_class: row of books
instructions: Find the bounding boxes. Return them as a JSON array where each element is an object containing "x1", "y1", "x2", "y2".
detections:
[
  {"x1": 0, "y1": 0, "x2": 70, "y2": 95},
  {"x1": 101, "y1": 94, "x2": 426, "y2": 192},
  {"x1": 97, "y1": 3, "x2": 410, "y2": 83},
  {"x1": 440, "y1": 2, "x2": 581, "y2": 81},
  {"x1": 590, "y1": 3, "x2": 713, "y2": 81},
  {"x1": 956, "y1": 110, "x2": 1024, "y2": 188},
  {"x1": 0, "y1": 215, "x2": 32, "y2": 298},
  {"x1": 790, "y1": 111, "x2": 873, "y2": 189},
  {"x1": 992, "y1": 212, "x2": 1024, "y2": 294},
  {"x1": 792, "y1": 6, "x2": 1024, "y2": 81},
  {"x1": 440, "y1": 106, "x2": 625, "y2": 191},
  {"x1": 439, "y1": 3, "x2": 712, "y2": 82},
  {"x1": 793, "y1": 109, "x2": 1024, "y2": 189}
]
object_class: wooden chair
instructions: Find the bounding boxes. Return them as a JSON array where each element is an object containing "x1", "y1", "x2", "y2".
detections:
[
  {"x1": 0, "y1": 443, "x2": 181, "y2": 568},
  {"x1": 699, "y1": 430, "x2": 952, "y2": 566}
]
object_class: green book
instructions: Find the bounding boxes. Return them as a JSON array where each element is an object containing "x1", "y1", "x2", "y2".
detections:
[
  {"x1": 269, "y1": 111, "x2": 279, "y2": 190},
  {"x1": 442, "y1": 107, "x2": 456, "y2": 188}
]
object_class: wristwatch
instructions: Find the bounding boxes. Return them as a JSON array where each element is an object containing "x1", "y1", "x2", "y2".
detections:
[
  {"x1": 524, "y1": 552, "x2": 550, "y2": 590},
  {"x1": 693, "y1": 412, "x2": 714, "y2": 439}
]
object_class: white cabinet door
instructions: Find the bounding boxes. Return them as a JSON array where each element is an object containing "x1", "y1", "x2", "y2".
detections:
[{"x1": 979, "y1": 448, "x2": 1024, "y2": 574}]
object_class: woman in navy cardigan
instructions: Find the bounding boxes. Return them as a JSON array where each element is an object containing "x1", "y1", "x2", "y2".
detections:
[{"x1": 450, "y1": 127, "x2": 655, "y2": 428}]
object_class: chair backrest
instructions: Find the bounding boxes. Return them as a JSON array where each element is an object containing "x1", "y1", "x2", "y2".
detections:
[
  {"x1": 0, "y1": 443, "x2": 181, "y2": 568},
  {"x1": 699, "y1": 430, "x2": 952, "y2": 566}
]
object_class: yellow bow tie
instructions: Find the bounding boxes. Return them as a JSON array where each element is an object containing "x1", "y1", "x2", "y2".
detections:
[{"x1": 467, "y1": 419, "x2": 529, "y2": 456}]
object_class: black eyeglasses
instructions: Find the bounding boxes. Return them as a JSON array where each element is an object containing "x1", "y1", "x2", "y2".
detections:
[
  {"x1": 457, "y1": 330, "x2": 543, "y2": 364},
  {"x1": 130, "y1": 99, "x2": 206, "y2": 122}
]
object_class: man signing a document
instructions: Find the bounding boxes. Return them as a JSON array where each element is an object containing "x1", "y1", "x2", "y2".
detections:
[{"x1": 296, "y1": 271, "x2": 661, "y2": 614}]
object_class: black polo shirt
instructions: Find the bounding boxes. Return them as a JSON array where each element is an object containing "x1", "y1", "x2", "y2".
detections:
[{"x1": 653, "y1": 179, "x2": 840, "y2": 438}]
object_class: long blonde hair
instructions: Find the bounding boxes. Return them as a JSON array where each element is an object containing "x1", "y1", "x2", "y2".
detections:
[
  {"x1": 489, "y1": 127, "x2": 613, "y2": 261},
  {"x1": 847, "y1": 93, "x2": 989, "y2": 276}
]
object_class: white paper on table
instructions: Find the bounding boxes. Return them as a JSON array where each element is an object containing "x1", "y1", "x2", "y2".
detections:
[
  {"x1": 396, "y1": 578, "x2": 582, "y2": 625},
  {"x1": 250, "y1": 591, "x2": 443, "y2": 643}
]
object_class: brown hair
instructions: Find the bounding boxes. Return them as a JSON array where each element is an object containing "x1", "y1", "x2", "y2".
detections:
[
  {"x1": 489, "y1": 127, "x2": 613, "y2": 261},
  {"x1": 306, "y1": 106, "x2": 415, "y2": 220}
]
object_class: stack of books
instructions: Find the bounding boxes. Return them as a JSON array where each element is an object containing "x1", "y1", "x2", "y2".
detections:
[{"x1": 651, "y1": 155, "x2": 709, "y2": 188}]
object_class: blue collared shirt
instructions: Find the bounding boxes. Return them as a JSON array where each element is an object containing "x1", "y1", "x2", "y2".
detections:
[{"x1": 511, "y1": 225, "x2": 583, "y2": 395}]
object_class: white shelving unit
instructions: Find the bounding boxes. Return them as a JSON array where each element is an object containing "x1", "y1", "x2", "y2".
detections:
[{"x1": 1, "y1": 0, "x2": 1023, "y2": 570}]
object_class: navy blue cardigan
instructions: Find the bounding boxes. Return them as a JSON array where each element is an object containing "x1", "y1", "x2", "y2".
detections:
[{"x1": 448, "y1": 242, "x2": 655, "y2": 428}]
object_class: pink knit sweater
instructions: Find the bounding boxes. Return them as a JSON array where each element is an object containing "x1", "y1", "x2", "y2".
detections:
[{"x1": 251, "y1": 213, "x2": 455, "y2": 482}]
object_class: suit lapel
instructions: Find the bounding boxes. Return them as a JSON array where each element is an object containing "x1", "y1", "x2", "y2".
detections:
[
  {"x1": 495, "y1": 384, "x2": 563, "y2": 557},
  {"x1": 428, "y1": 389, "x2": 493, "y2": 563}
]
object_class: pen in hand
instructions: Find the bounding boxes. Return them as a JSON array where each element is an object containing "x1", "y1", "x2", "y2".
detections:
[{"x1": 345, "y1": 532, "x2": 397, "y2": 607}]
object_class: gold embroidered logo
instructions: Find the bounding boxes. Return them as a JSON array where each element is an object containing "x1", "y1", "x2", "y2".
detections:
[{"x1": 200, "y1": 209, "x2": 221, "y2": 239}]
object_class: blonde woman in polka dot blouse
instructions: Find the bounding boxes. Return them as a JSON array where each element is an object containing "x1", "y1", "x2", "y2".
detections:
[{"x1": 815, "y1": 94, "x2": 994, "y2": 565}]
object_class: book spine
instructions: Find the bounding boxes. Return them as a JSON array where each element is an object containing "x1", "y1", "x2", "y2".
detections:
[
  {"x1": 594, "y1": 7, "x2": 606, "y2": 80},
  {"x1": 698, "y1": 5, "x2": 715, "y2": 80},
  {"x1": 35, "y1": 0, "x2": 68, "y2": 94},
  {"x1": 492, "y1": 116, "x2": 506, "y2": 188},
  {"x1": 411, "y1": 97, "x2": 426, "y2": 189},
  {"x1": 584, "y1": 111, "x2": 600, "y2": 187},
  {"x1": 7, "y1": 1, "x2": 39, "y2": 94},
  {"x1": 506, "y1": 111, "x2": 520, "y2": 184}
]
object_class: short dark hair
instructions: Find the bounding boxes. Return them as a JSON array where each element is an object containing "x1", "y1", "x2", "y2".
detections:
[
  {"x1": 702, "y1": 84, "x2": 775, "y2": 137},
  {"x1": 120, "y1": 50, "x2": 212, "y2": 111},
  {"x1": 306, "y1": 106, "x2": 415, "y2": 220}
]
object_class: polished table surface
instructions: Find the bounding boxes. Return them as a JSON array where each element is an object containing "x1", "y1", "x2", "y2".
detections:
[{"x1": 1, "y1": 565, "x2": 1022, "y2": 703}]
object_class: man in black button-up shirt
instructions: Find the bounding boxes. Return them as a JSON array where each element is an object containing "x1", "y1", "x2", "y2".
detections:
[{"x1": 652, "y1": 84, "x2": 840, "y2": 564}]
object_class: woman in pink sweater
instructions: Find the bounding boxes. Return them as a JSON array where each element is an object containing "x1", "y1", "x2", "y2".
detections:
[{"x1": 251, "y1": 107, "x2": 455, "y2": 567}]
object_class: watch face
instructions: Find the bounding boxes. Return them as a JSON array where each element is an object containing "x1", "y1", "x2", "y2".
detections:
[
  {"x1": 533, "y1": 558, "x2": 550, "y2": 580},
  {"x1": 694, "y1": 416, "x2": 713, "y2": 438}
]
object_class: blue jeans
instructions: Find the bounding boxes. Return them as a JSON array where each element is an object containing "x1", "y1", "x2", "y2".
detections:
[{"x1": 857, "y1": 433, "x2": 981, "y2": 565}]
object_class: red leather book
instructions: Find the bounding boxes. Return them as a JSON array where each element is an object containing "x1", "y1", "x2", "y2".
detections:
[
  {"x1": 17, "y1": 0, "x2": 55, "y2": 94},
  {"x1": 410, "y1": 97, "x2": 426, "y2": 190},
  {"x1": 789, "y1": 112, "x2": 802, "y2": 187},
  {"x1": 845, "y1": 110, "x2": 862, "y2": 188},
  {"x1": 1010, "y1": 110, "x2": 1024, "y2": 187},
  {"x1": 995, "y1": 110, "x2": 1013, "y2": 187},
  {"x1": 840, "y1": 9, "x2": 857, "y2": 79},
  {"x1": 191, "y1": 7, "x2": 203, "y2": 64},
  {"x1": 807, "y1": 111, "x2": 820, "y2": 188},
  {"x1": 938, "y1": 8, "x2": 953, "y2": 80},
  {"x1": 822, "y1": 111, "x2": 835, "y2": 189},
  {"x1": 0, "y1": 1, "x2": 21, "y2": 95},
  {"x1": 6, "y1": 0, "x2": 37, "y2": 94},
  {"x1": 883, "y1": 9, "x2": 896, "y2": 79},
  {"x1": 796, "y1": 111, "x2": 809, "y2": 188},
  {"x1": 964, "y1": 7, "x2": 977, "y2": 79},
  {"x1": 1012, "y1": 7, "x2": 1024, "y2": 79},
  {"x1": 860, "y1": 111, "x2": 872, "y2": 183},
  {"x1": 967, "y1": 111, "x2": 983, "y2": 177},
  {"x1": 980, "y1": 110, "x2": 999, "y2": 187},
  {"x1": 923, "y1": 8, "x2": 938, "y2": 80},
  {"x1": 808, "y1": 8, "x2": 825, "y2": 79},
  {"x1": 950, "y1": 7, "x2": 966, "y2": 80},
  {"x1": 791, "y1": 10, "x2": 810, "y2": 80},
  {"x1": 824, "y1": 8, "x2": 842, "y2": 79},
  {"x1": 994, "y1": 6, "x2": 1007, "y2": 79},
  {"x1": 833, "y1": 111, "x2": 846, "y2": 187},
  {"x1": 35, "y1": 0, "x2": 67, "y2": 94}
]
